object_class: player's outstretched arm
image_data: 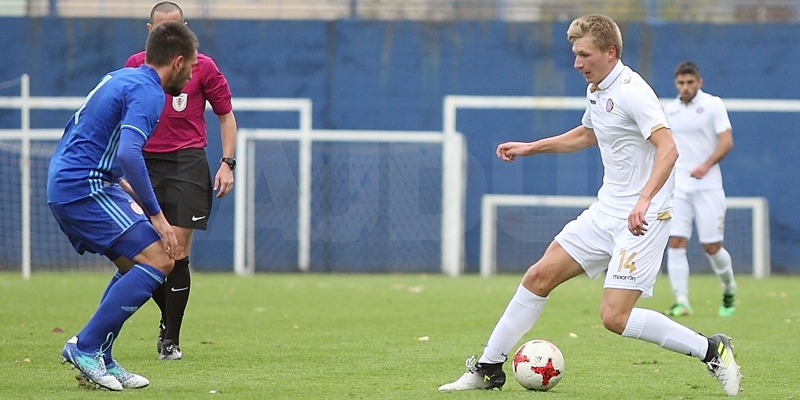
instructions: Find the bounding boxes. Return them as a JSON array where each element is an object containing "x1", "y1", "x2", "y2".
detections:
[
  {"x1": 628, "y1": 127, "x2": 678, "y2": 236},
  {"x1": 496, "y1": 125, "x2": 597, "y2": 162},
  {"x1": 214, "y1": 111, "x2": 237, "y2": 198}
]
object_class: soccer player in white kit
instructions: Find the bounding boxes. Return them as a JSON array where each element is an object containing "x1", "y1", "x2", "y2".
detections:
[
  {"x1": 663, "y1": 61, "x2": 736, "y2": 318},
  {"x1": 438, "y1": 15, "x2": 741, "y2": 396}
]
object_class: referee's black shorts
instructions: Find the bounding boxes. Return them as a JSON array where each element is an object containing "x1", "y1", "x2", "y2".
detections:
[{"x1": 144, "y1": 148, "x2": 213, "y2": 230}]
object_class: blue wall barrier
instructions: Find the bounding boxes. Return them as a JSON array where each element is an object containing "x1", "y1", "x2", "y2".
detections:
[{"x1": 1, "y1": 18, "x2": 797, "y2": 273}]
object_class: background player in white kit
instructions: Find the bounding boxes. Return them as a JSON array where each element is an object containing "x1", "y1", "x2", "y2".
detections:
[
  {"x1": 438, "y1": 15, "x2": 741, "y2": 396},
  {"x1": 663, "y1": 61, "x2": 736, "y2": 318}
]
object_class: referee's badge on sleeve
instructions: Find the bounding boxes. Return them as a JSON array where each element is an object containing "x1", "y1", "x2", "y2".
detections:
[{"x1": 172, "y1": 93, "x2": 188, "y2": 112}]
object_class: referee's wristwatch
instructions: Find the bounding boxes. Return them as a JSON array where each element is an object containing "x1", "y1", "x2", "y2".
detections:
[{"x1": 220, "y1": 157, "x2": 236, "y2": 171}]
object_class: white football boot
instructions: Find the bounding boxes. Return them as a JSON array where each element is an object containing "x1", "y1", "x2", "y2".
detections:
[
  {"x1": 705, "y1": 334, "x2": 742, "y2": 396},
  {"x1": 438, "y1": 355, "x2": 506, "y2": 391}
]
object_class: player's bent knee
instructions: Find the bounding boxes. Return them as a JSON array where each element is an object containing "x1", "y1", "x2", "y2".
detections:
[
  {"x1": 599, "y1": 310, "x2": 628, "y2": 335},
  {"x1": 668, "y1": 237, "x2": 688, "y2": 248},
  {"x1": 141, "y1": 255, "x2": 174, "y2": 275},
  {"x1": 134, "y1": 242, "x2": 176, "y2": 274},
  {"x1": 522, "y1": 247, "x2": 583, "y2": 297},
  {"x1": 598, "y1": 301, "x2": 633, "y2": 335},
  {"x1": 702, "y1": 242, "x2": 722, "y2": 255},
  {"x1": 153, "y1": 256, "x2": 175, "y2": 275},
  {"x1": 522, "y1": 264, "x2": 557, "y2": 297}
]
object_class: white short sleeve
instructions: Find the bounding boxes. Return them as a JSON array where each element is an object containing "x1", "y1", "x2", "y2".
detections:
[
  {"x1": 710, "y1": 97, "x2": 732, "y2": 134},
  {"x1": 581, "y1": 107, "x2": 593, "y2": 130},
  {"x1": 621, "y1": 83, "x2": 669, "y2": 140}
]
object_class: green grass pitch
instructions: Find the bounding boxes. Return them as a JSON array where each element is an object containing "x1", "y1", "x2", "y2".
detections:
[{"x1": 1, "y1": 271, "x2": 798, "y2": 399}]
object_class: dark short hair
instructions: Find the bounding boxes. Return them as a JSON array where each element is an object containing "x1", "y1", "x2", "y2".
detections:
[
  {"x1": 150, "y1": 1, "x2": 184, "y2": 24},
  {"x1": 674, "y1": 61, "x2": 700, "y2": 78},
  {"x1": 145, "y1": 20, "x2": 198, "y2": 67}
]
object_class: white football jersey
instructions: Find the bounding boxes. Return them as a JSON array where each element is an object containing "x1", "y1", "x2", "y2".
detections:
[
  {"x1": 663, "y1": 89, "x2": 730, "y2": 190},
  {"x1": 581, "y1": 61, "x2": 674, "y2": 219}
]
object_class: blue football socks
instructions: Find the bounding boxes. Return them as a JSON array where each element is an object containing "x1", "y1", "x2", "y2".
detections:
[
  {"x1": 100, "y1": 270, "x2": 124, "y2": 303},
  {"x1": 77, "y1": 264, "x2": 165, "y2": 360}
]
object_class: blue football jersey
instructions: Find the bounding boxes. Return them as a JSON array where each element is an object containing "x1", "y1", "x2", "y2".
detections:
[{"x1": 47, "y1": 66, "x2": 164, "y2": 205}]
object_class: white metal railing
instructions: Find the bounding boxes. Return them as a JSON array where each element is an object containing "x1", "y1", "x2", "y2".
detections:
[
  {"x1": 232, "y1": 101, "x2": 312, "y2": 276},
  {"x1": 235, "y1": 128, "x2": 466, "y2": 276},
  {"x1": 480, "y1": 194, "x2": 771, "y2": 279}
]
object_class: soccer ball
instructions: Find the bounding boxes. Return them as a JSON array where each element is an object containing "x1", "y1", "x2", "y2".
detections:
[{"x1": 512, "y1": 339, "x2": 565, "y2": 391}]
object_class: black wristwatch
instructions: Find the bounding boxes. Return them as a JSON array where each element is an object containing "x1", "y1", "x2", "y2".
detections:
[{"x1": 220, "y1": 157, "x2": 236, "y2": 171}]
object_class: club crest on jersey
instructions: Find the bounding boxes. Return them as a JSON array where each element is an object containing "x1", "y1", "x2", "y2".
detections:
[
  {"x1": 697, "y1": 107, "x2": 704, "y2": 114},
  {"x1": 130, "y1": 201, "x2": 144, "y2": 215},
  {"x1": 172, "y1": 93, "x2": 188, "y2": 112},
  {"x1": 606, "y1": 99, "x2": 614, "y2": 112}
]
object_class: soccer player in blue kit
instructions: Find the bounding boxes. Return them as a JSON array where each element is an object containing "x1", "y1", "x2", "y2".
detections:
[{"x1": 47, "y1": 21, "x2": 198, "y2": 391}]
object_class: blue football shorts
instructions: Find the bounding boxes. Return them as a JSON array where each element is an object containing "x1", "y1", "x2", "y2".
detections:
[{"x1": 48, "y1": 183, "x2": 162, "y2": 261}]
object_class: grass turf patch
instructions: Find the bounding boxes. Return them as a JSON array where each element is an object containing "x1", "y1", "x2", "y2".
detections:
[{"x1": 0, "y1": 272, "x2": 798, "y2": 399}]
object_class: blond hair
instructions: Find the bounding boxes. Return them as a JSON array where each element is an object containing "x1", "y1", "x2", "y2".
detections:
[{"x1": 567, "y1": 15, "x2": 623, "y2": 59}]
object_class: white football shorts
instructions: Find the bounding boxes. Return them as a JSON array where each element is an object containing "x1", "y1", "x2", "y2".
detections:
[
  {"x1": 554, "y1": 203, "x2": 671, "y2": 298},
  {"x1": 670, "y1": 187, "x2": 726, "y2": 243}
]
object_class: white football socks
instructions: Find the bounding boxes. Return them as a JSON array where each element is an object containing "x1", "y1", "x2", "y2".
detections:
[
  {"x1": 707, "y1": 247, "x2": 736, "y2": 293},
  {"x1": 479, "y1": 284, "x2": 547, "y2": 364},
  {"x1": 621, "y1": 308, "x2": 709, "y2": 360},
  {"x1": 667, "y1": 247, "x2": 691, "y2": 306}
]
